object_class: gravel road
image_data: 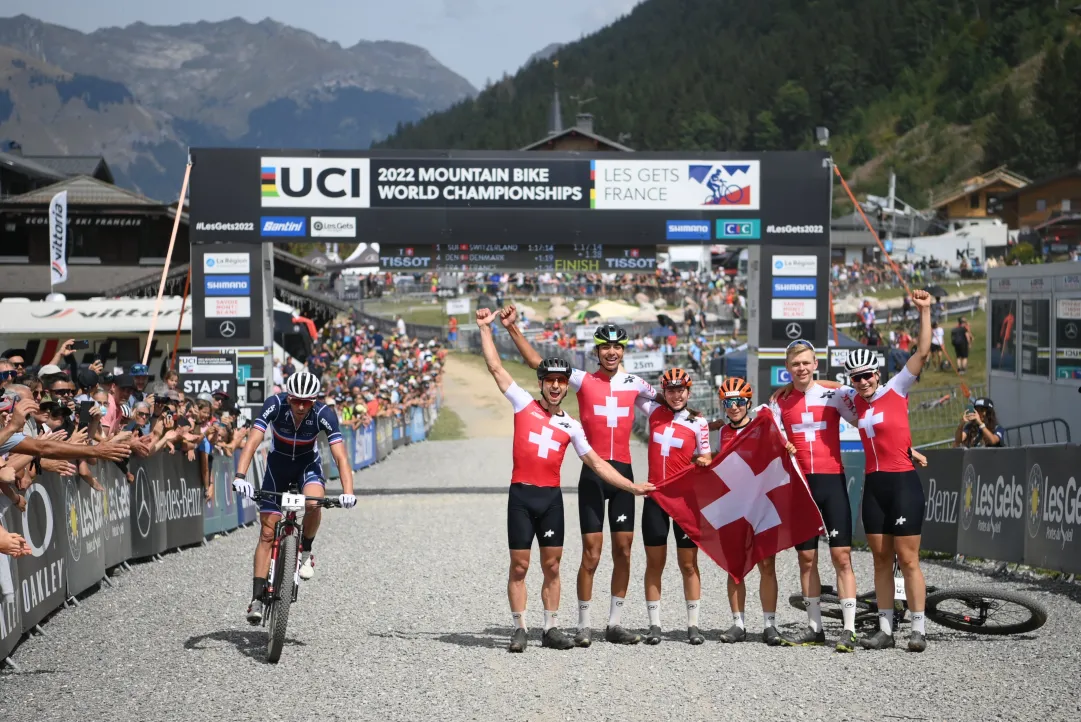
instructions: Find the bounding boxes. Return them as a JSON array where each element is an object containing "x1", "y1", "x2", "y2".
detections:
[{"x1": 1, "y1": 439, "x2": 1079, "y2": 722}]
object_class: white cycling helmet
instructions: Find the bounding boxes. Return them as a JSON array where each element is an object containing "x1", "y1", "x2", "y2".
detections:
[
  {"x1": 844, "y1": 348, "x2": 879, "y2": 376},
  {"x1": 285, "y1": 371, "x2": 321, "y2": 400}
]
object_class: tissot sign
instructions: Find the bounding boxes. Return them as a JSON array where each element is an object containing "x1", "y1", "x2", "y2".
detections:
[{"x1": 188, "y1": 149, "x2": 831, "y2": 245}]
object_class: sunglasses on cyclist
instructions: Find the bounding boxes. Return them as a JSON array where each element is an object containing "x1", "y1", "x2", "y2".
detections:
[
  {"x1": 722, "y1": 398, "x2": 750, "y2": 408},
  {"x1": 786, "y1": 339, "x2": 816, "y2": 353},
  {"x1": 850, "y1": 371, "x2": 877, "y2": 382}
]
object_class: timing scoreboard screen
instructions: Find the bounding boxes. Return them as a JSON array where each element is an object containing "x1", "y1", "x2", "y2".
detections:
[
  {"x1": 188, "y1": 149, "x2": 831, "y2": 248},
  {"x1": 379, "y1": 243, "x2": 656, "y2": 273}
]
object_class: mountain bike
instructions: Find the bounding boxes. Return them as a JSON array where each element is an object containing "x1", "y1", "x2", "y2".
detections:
[
  {"x1": 787, "y1": 557, "x2": 1047, "y2": 636},
  {"x1": 252, "y1": 488, "x2": 343, "y2": 663}
]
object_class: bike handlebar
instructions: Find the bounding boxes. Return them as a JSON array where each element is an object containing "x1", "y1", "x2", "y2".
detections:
[{"x1": 251, "y1": 490, "x2": 344, "y2": 508}]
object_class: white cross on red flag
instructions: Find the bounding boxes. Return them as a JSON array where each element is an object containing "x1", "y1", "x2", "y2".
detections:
[{"x1": 649, "y1": 408, "x2": 824, "y2": 583}]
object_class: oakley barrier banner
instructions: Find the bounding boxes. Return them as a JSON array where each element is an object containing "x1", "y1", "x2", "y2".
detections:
[
  {"x1": 0, "y1": 497, "x2": 23, "y2": 659},
  {"x1": 188, "y1": 149, "x2": 830, "y2": 246},
  {"x1": 16, "y1": 479, "x2": 67, "y2": 629}
]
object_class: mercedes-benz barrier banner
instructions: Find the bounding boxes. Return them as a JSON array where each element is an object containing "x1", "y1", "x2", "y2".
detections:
[{"x1": 187, "y1": 149, "x2": 831, "y2": 246}]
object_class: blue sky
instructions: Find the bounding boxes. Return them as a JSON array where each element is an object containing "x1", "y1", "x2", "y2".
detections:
[{"x1": 5, "y1": 0, "x2": 643, "y2": 88}]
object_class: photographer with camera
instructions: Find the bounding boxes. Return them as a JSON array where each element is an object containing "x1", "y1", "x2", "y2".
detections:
[{"x1": 954, "y1": 397, "x2": 1004, "y2": 448}]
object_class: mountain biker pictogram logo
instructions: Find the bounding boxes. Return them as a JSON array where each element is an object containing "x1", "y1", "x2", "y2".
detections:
[
  {"x1": 961, "y1": 464, "x2": 977, "y2": 531},
  {"x1": 687, "y1": 163, "x2": 755, "y2": 207},
  {"x1": 1026, "y1": 463, "x2": 1043, "y2": 539}
]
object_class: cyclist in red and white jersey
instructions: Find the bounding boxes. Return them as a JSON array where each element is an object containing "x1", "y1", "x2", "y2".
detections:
[
  {"x1": 636, "y1": 368, "x2": 712, "y2": 646},
  {"x1": 707, "y1": 377, "x2": 789, "y2": 645},
  {"x1": 501, "y1": 307, "x2": 654, "y2": 647},
  {"x1": 476, "y1": 309, "x2": 653, "y2": 653},
  {"x1": 768, "y1": 339, "x2": 861, "y2": 652},
  {"x1": 841, "y1": 289, "x2": 933, "y2": 652}
]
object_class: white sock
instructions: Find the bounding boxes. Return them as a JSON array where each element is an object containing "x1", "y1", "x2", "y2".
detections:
[
  {"x1": 646, "y1": 600, "x2": 660, "y2": 627},
  {"x1": 686, "y1": 600, "x2": 700, "y2": 628},
  {"x1": 577, "y1": 600, "x2": 591, "y2": 630},
  {"x1": 910, "y1": 611, "x2": 925, "y2": 634},
  {"x1": 511, "y1": 611, "x2": 526, "y2": 630},
  {"x1": 608, "y1": 596, "x2": 625, "y2": 627},
  {"x1": 763, "y1": 611, "x2": 776, "y2": 630},
  {"x1": 543, "y1": 609, "x2": 558, "y2": 632},
  {"x1": 878, "y1": 611, "x2": 892, "y2": 635},
  {"x1": 805, "y1": 596, "x2": 822, "y2": 633},
  {"x1": 841, "y1": 598, "x2": 857, "y2": 632},
  {"x1": 732, "y1": 611, "x2": 745, "y2": 629}
]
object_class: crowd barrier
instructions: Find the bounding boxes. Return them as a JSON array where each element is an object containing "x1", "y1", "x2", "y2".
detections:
[
  {"x1": 633, "y1": 413, "x2": 1081, "y2": 576},
  {"x1": 0, "y1": 398, "x2": 443, "y2": 664}
]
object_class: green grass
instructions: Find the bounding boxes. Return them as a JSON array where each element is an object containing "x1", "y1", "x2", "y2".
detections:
[
  {"x1": 451, "y1": 350, "x2": 580, "y2": 419},
  {"x1": 849, "y1": 280, "x2": 985, "y2": 303},
  {"x1": 427, "y1": 406, "x2": 467, "y2": 441},
  {"x1": 363, "y1": 296, "x2": 556, "y2": 327}
]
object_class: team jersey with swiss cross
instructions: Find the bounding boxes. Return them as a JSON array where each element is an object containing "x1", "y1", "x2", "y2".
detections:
[
  {"x1": 718, "y1": 420, "x2": 751, "y2": 453},
  {"x1": 254, "y1": 392, "x2": 343, "y2": 457},
  {"x1": 506, "y1": 383, "x2": 592, "y2": 488},
  {"x1": 636, "y1": 399, "x2": 711, "y2": 485},
  {"x1": 845, "y1": 367, "x2": 918, "y2": 473},
  {"x1": 570, "y1": 368, "x2": 655, "y2": 464},
  {"x1": 769, "y1": 383, "x2": 857, "y2": 475}
]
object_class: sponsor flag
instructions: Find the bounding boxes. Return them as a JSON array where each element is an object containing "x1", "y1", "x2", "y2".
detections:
[
  {"x1": 650, "y1": 409, "x2": 823, "y2": 582},
  {"x1": 49, "y1": 190, "x2": 68, "y2": 286}
]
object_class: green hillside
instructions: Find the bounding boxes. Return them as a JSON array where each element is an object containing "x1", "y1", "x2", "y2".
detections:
[{"x1": 376, "y1": 0, "x2": 1081, "y2": 208}]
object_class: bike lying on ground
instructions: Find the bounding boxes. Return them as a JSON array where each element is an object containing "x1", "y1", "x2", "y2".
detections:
[
  {"x1": 252, "y1": 488, "x2": 343, "y2": 663},
  {"x1": 787, "y1": 558, "x2": 1048, "y2": 636}
]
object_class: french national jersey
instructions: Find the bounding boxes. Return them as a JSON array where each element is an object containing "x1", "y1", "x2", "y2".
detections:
[
  {"x1": 254, "y1": 392, "x2": 343, "y2": 457},
  {"x1": 847, "y1": 367, "x2": 918, "y2": 473},
  {"x1": 570, "y1": 368, "x2": 655, "y2": 464},
  {"x1": 506, "y1": 383, "x2": 592, "y2": 488},
  {"x1": 636, "y1": 399, "x2": 710, "y2": 485},
  {"x1": 770, "y1": 383, "x2": 857, "y2": 475}
]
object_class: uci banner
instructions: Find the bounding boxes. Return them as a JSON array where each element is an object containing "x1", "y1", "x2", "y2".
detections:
[{"x1": 188, "y1": 149, "x2": 830, "y2": 247}]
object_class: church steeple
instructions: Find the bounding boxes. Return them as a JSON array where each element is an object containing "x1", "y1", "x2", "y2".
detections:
[{"x1": 548, "y1": 59, "x2": 562, "y2": 135}]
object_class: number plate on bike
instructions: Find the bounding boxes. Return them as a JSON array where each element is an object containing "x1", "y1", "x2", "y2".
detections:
[
  {"x1": 280, "y1": 493, "x2": 306, "y2": 512},
  {"x1": 894, "y1": 576, "x2": 907, "y2": 601}
]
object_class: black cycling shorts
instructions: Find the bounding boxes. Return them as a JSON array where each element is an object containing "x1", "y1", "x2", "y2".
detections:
[
  {"x1": 862, "y1": 470, "x2": 924, "y2": 537},
  {"x1": 578, "y1": 460, "x2": 636, "y2": 535},
  {"x1": 641, "y1": 497, "x2": 696, "y2": 549},
  {"x1": 795, "y1": 473, "x2": 853, "y2": 550},
  {"x1": 953, "y1": 343, "x2": 969, "y2": 359},
  {"x1": 507, "y1": 483, "x2": 565, "y2": 550}
]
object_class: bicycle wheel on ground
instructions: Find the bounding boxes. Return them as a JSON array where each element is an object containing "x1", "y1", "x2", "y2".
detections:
[
  {"x1": 925, "y1": 587, "x2": 1047, "y2": 635},
  {"x1": 787, "y1": 592, "x2": 872, "y2": 620},
  {"x1": 267, "y1": 534, "x2": 298, "y2": 663}
]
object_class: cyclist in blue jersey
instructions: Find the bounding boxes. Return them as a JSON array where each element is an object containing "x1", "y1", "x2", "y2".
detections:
[{"x1": 232, "y1": 371, "x2": 357, "y2": 623}]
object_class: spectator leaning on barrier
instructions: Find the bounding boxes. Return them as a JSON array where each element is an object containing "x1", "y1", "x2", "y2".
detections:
[{"x1": 954, "y1": 397, "x2": 1004, "y2": 448}]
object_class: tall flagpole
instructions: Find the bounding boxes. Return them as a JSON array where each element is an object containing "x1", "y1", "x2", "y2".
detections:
[{"x1": 143, "y1": 156, "x2": 192, "y2": 366}]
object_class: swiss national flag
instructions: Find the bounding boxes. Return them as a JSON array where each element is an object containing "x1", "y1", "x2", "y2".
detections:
[{"x1": 650, "y1": 408, "x2": 824, "y2": 583}]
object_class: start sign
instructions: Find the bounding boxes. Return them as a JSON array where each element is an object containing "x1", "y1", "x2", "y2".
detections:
[{"x1": 178, "y1": 353, "x2": 237, "y2": 402}]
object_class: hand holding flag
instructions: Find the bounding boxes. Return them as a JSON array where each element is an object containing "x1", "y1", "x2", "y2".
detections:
[{"x1": 649, "y1": 408, "x2": 824, "y2": 582}]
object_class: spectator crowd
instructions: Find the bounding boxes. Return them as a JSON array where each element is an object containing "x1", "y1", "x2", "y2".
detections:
[{"x1": 0, "y1": 341, "x2": 252, "y2": 559}]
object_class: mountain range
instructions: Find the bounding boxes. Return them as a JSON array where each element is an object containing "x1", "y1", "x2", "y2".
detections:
[{"x1": 0, "y1": 14, "x2": 476, "y2": 201}]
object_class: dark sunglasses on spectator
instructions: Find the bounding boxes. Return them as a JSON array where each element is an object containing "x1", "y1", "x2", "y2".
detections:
[
  {"x1": 850, "y1": 371, "x2": 876, "y2": 382},
  {"x1": 51, "y1": 388, "x2": 75, "y2": 396},
  {"x1": 0, "y1": 370, "x2": 16, "y2": 382}
]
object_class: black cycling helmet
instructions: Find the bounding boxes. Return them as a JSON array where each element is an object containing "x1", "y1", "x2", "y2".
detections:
[
  {"x1": 536, "y1": 357, "x2": 572, "y2": 380},
  {"x1": 593, "y1": 323, "x2": 628, "y2": 346}
]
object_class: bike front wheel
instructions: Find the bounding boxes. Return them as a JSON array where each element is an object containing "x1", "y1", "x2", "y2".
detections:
[
  {"x1": 925, "y1": 587, "x2": 1048, "y2": 635},
  {"x1": 266, "y1": 534, "x2": 298, "y2": 662}
]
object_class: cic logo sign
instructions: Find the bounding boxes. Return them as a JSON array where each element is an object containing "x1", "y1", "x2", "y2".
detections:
[{"x1": 716, "y1": 219, "x2": 761, "y2": 240}]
